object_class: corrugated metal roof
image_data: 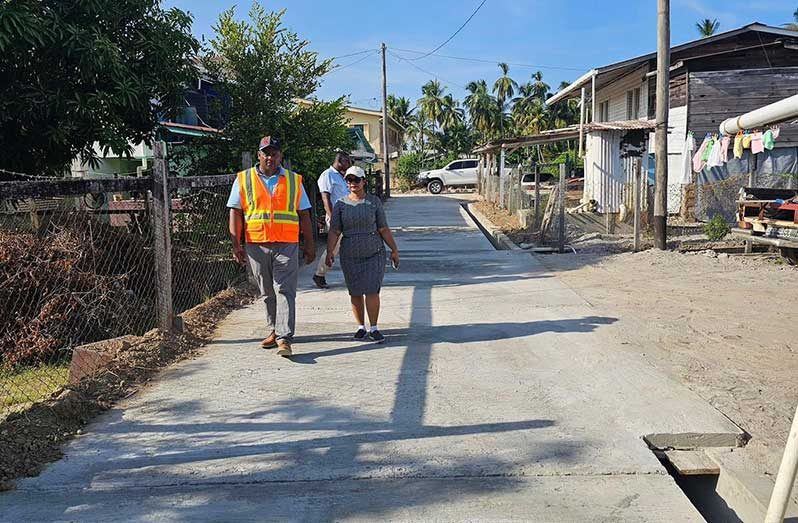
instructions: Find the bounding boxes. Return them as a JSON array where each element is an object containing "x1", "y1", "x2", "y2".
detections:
[{"x1": 473, "y1": 120, "x2": 655, "y2": 153}]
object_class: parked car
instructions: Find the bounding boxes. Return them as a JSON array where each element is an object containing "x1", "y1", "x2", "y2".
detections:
[
  {"x1": 520, "y1": 171, "x2": 555, "y2": 191},
  {"x1": 417, "y1": 159, "x2": 480, "y2": 194}
]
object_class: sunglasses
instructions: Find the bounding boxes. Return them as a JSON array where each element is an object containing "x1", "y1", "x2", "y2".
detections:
[{"x1": 345, "y1": 177, "x2": 364, "y2": 184}]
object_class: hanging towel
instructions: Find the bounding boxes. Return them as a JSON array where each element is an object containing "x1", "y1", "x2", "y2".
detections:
[
  {"x1": 719, "y1": 136, "x2": 731, "y2": 163},
  {"x1": 680, "y1": 133, "x2": 696, "y2": 184},
  {"x1": 763, "y1": 126, "x2": 780, "y2": 150},
  {"x1": 693, "y1": 135, "x2": 711, "y2": 172},
  {"x1": 707, "y1": 137, "x2": 724, "y2": 168},
  {"x1": 751, "y1": 131, "x2": 765, "y2": 154},
  {"x1": 733, "y1": 131, "x2": 744, "y2": 159},
  {"x1": 701, "y1": 137, "x2": 715, "y2": 162}
]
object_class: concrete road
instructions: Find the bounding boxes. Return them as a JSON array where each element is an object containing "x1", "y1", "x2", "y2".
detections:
[{"x1": 1, "y1": 194, "x2": 742, "y2": 522}]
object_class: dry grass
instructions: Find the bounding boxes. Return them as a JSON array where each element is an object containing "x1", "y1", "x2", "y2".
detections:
[{"x1": 0, "y1": 363, "x2": 69, "y2": 409}]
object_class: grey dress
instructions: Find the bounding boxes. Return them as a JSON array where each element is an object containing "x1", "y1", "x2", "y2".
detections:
[{"x1": 329, "y1": 194, "x2": 388, "y2": 296}]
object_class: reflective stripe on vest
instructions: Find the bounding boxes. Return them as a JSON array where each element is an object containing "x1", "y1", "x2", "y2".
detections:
[{"x1": 237, "y1": 167, "x2": 303, "y2": 243}]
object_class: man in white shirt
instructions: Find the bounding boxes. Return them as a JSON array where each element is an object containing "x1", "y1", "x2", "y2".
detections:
[{"x1": 313, "y1": 151, "x2": 352, "y2": 288}]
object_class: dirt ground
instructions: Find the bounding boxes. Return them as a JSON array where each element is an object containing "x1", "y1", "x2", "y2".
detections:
[{"x1": 539, "y1": 244, "x2": 798, "y2": 480}]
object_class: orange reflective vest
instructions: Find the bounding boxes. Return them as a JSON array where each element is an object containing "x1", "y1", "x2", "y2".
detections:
[{"x1": 238, "y1": 167, "x2": 303, "y2": 243}]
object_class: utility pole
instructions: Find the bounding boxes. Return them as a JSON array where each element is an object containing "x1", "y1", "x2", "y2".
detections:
[
  {"x1": 381, "y1": 42, "x2": 391, "y2": 198},
  {"x1": 654, "y1": 0, "x2": 670, "y2": 249}
]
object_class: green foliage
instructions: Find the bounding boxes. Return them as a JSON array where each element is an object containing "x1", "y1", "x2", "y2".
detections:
[
  {"x1": 704, "y1": 215, "x2": 731, "y2": 241},
  {"x1": 0, "y1": 0, "x2": 199, "y2": 174},
  {"x1": 696, "y1": 18, "x2": 720, "y2": 37},
  {"x1": 395, "y1": 152, "x2": 424, "y2": 183},
  {"x1": 201, "y1": 3, "x2": 352, "y2": 180}
]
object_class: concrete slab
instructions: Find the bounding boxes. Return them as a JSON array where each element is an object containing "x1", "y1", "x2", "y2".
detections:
[{"x1": 0, "y1": 194, "x2": 742, "y2": 522}]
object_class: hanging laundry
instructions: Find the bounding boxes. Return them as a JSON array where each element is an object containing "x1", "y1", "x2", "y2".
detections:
[
  {"x1": 701, "y1": 136, "x2": 715, "y2": 162},
  {"x1": 733, "y1": 131, "x2": 744, "y2": 159},
  {"x1": 707, "y1": 136, "x2": 724, "y2": 168},
  {"x1": 742, "y1": 133, "x2": 753, "y2": 149},
  {"x1": 719, "y1": 135, "x2": 731, "y2": 163},
  {"x1": 751, "y1": 131, "x2": 765, "y2": 154},
  {"x1": 680, "y1": 132, "x2": 695, "y2": 184},
  {"x1": 763, "y1": 126, "x2": 780, "y2": 150},
  {"x1": 692, "y1": 134, "x2": 711, "y2": 172}
]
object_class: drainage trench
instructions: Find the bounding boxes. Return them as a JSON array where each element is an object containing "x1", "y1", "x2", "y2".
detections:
[{"x1": 655, "y1": 451, "x2": 744, "y2": 523}]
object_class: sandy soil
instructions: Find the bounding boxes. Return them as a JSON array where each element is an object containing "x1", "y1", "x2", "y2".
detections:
[{"x1": 539, "y1": 247, "x2": 798, "y2": 478}]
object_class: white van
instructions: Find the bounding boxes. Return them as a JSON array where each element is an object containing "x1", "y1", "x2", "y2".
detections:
[{"x1": 416, "y1": 159, "x2": 479, "y2": 194}]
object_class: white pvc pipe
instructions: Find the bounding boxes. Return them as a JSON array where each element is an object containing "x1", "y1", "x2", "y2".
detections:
[
  {"x1": 765, "y1": 402, "x2": 798, "y2": 523},
  {"x1": 720, "y1": 94, "x2": 798, "y2": 135}
]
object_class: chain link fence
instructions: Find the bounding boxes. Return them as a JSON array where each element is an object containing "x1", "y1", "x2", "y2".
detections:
[{"x1": 0, "y1": 161, "x2": 247, "y2": 418}]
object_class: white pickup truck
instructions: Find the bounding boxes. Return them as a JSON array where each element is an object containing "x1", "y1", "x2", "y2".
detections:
[{"x1": 416, "y1": 159, "x2": 479, "y2": 194}]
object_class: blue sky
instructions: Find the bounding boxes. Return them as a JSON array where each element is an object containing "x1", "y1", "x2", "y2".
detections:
[{"x1": 164, "y1": 0, "x2": 798, "y2": 110}]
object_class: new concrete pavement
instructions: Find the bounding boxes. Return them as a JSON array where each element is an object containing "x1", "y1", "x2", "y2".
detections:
[{"x1": 1, "y1": 194, "x2": 743, "y2": 521}]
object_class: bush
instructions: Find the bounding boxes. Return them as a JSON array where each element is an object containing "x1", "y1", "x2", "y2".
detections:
[
  {"x1": 395, "y1": 152, "x2": 424, "y2": 185},
  {"x1": 703, "y1": 215, "x2": 730, "y2": 241}
]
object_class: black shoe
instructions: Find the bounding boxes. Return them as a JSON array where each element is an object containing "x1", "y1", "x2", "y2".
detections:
[
  {"x1": 368, "y1": 329, "x2": 385, "y2": 343},
  {"x1": 312, "y1": 275, "x2": 328, "y2": 289},
  {"x1": 353, "y1": 328, "x2": 368, "y2": 340}
]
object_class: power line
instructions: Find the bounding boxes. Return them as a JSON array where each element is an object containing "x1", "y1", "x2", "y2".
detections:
[
  {"x1": 324, "y1": 50, "x2": 379, "y2": 76},
  {"x1": 330, "y1": 49, "x2": 376, "y2": 60},
  {"x1": 393, "y1": 47, "x2": 585, "y2": 71},
  {"x1": 407, "y1": 0, "x2": 488, "y2": 60},
  {"x1": 387, "y1": 50, "x2": 464, "y2": 90}
]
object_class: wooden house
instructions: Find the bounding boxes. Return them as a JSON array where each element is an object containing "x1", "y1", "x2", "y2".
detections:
[{"x1": 547, "y1": 22, "x2": 798, "y2": 219}]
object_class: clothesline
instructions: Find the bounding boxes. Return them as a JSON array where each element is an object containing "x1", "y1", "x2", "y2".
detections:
[{"x1": 688, "y1": 125, "x2": 781, "y2": 175}]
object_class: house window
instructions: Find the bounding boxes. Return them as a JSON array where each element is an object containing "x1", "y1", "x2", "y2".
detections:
[
  {"x1": 626, "y1": 88, "x2": 641, "y2": 119},
  {"x1": 352, "y1": 124, "x2": 366, "y2": 135},
  {"x1": 598, "y1": 100, "x2": 609, "y2": 122}
]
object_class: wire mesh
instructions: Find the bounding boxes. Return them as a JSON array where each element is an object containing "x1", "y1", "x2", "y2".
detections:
[
  {"x1": 1, "y1": 192, "x2": 156, "y2": 416},
  {"x1": 171, "y1": 185, "x2": 246, "y2": 315}
]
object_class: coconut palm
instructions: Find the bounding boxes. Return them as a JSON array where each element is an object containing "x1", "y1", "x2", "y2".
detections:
[
  {"x1": 465, "y1": 80, "x2": 497, "y2": 141},
  {"x1": 439, "y1": 94, "x2": 465, "y2": 131},
  {"x1": 387, "y1": 95, "x2": 414, "y2": 130},
  {"x1": 530, "y1": 71, "x2": 550, "y2": 102},
  {"x1": 696, "y1": 18, "x2": 719, "y2": 37},
  {"x1": 783, "y1": 9, "x2": 798, "y2": 31},
  {"x1": 512, "y1": 83, "x2": 546, "y2": 135},
  {"x1": 492, "y1": 63, "x2": 518, "y2": 137},
  {"x1": 418, "y1": 80, "x2": 445, "y2": 133}
]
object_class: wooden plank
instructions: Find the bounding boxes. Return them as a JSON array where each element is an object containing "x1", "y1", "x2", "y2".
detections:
[
  {"x1": 169, "y1": 174, "x2": 236, "y2": 189},
  {"x1": 664, "y1": 450, "x2": 720, "y2": 476},
  {"x1": 0, "y1": 178, "x2": 151, "y2": 199}
]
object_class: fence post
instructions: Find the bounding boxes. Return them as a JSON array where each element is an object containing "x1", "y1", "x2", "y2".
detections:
[
  {"x1": 634, "y1": 158, "x2": 642, "y2": 252},
  {"x1": 534, "y1": 163, "x2": 541, "y2": 231},
  {"x1": 242, "y1": 152, "x2": 253, "y2": 169},
  {"x1": 151, "y1": 141, "x2": 178, "y2": 333},
  {"x1": 559, "y1": 163, "x2": 567, "y2": 253}
]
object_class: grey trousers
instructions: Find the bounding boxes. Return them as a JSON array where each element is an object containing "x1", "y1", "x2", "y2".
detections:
[{"x1": 246, "y1": 243, "x2": 299, "y2": 341}]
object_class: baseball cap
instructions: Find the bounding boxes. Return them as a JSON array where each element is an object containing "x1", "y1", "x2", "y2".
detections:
[
  {"x1": 258, "y1": 136, "x2": 282, "y2": 151},
  {"x1": 345, "y1": 166, "x2": 366, "y2": 178}
]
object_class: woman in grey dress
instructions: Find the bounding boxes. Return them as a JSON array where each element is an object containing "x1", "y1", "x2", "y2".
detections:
[{"x1": 325, "y1": 166, "x2": 399, "y2": 343}]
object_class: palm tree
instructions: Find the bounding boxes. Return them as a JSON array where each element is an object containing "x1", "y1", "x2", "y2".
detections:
[
  {"x1": 465, "y1": 80, "x2": 497, "y2": 141},
  {"x1": 530, "y1": 71, "x2": 550, "y2": 102},
  {"x1": 387, "y1": 95, "x2": 414, "y2": 130},
  {"x1": 492, "y1": 63, "x2": 518, "y2": 137},
  {"x1": 439, "y1": 94, "x2": 465, "y2": 131},
  {"x1": 418, "y1": 80, "x2": 445, "y2": 133},
  {"x1": 512, "y1": 83, "x2": 546, "y2": 135},
  {"x1": 696, "y1": 18, "x2": 719, "y2": 37},
  {"x1": 783, "y1": 9, "x2": 798, "y2": 31}
]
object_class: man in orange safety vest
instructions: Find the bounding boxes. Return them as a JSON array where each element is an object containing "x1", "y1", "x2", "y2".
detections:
[{"x1": 227, "y1": 136, "x2": 315, "y2": 357}]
